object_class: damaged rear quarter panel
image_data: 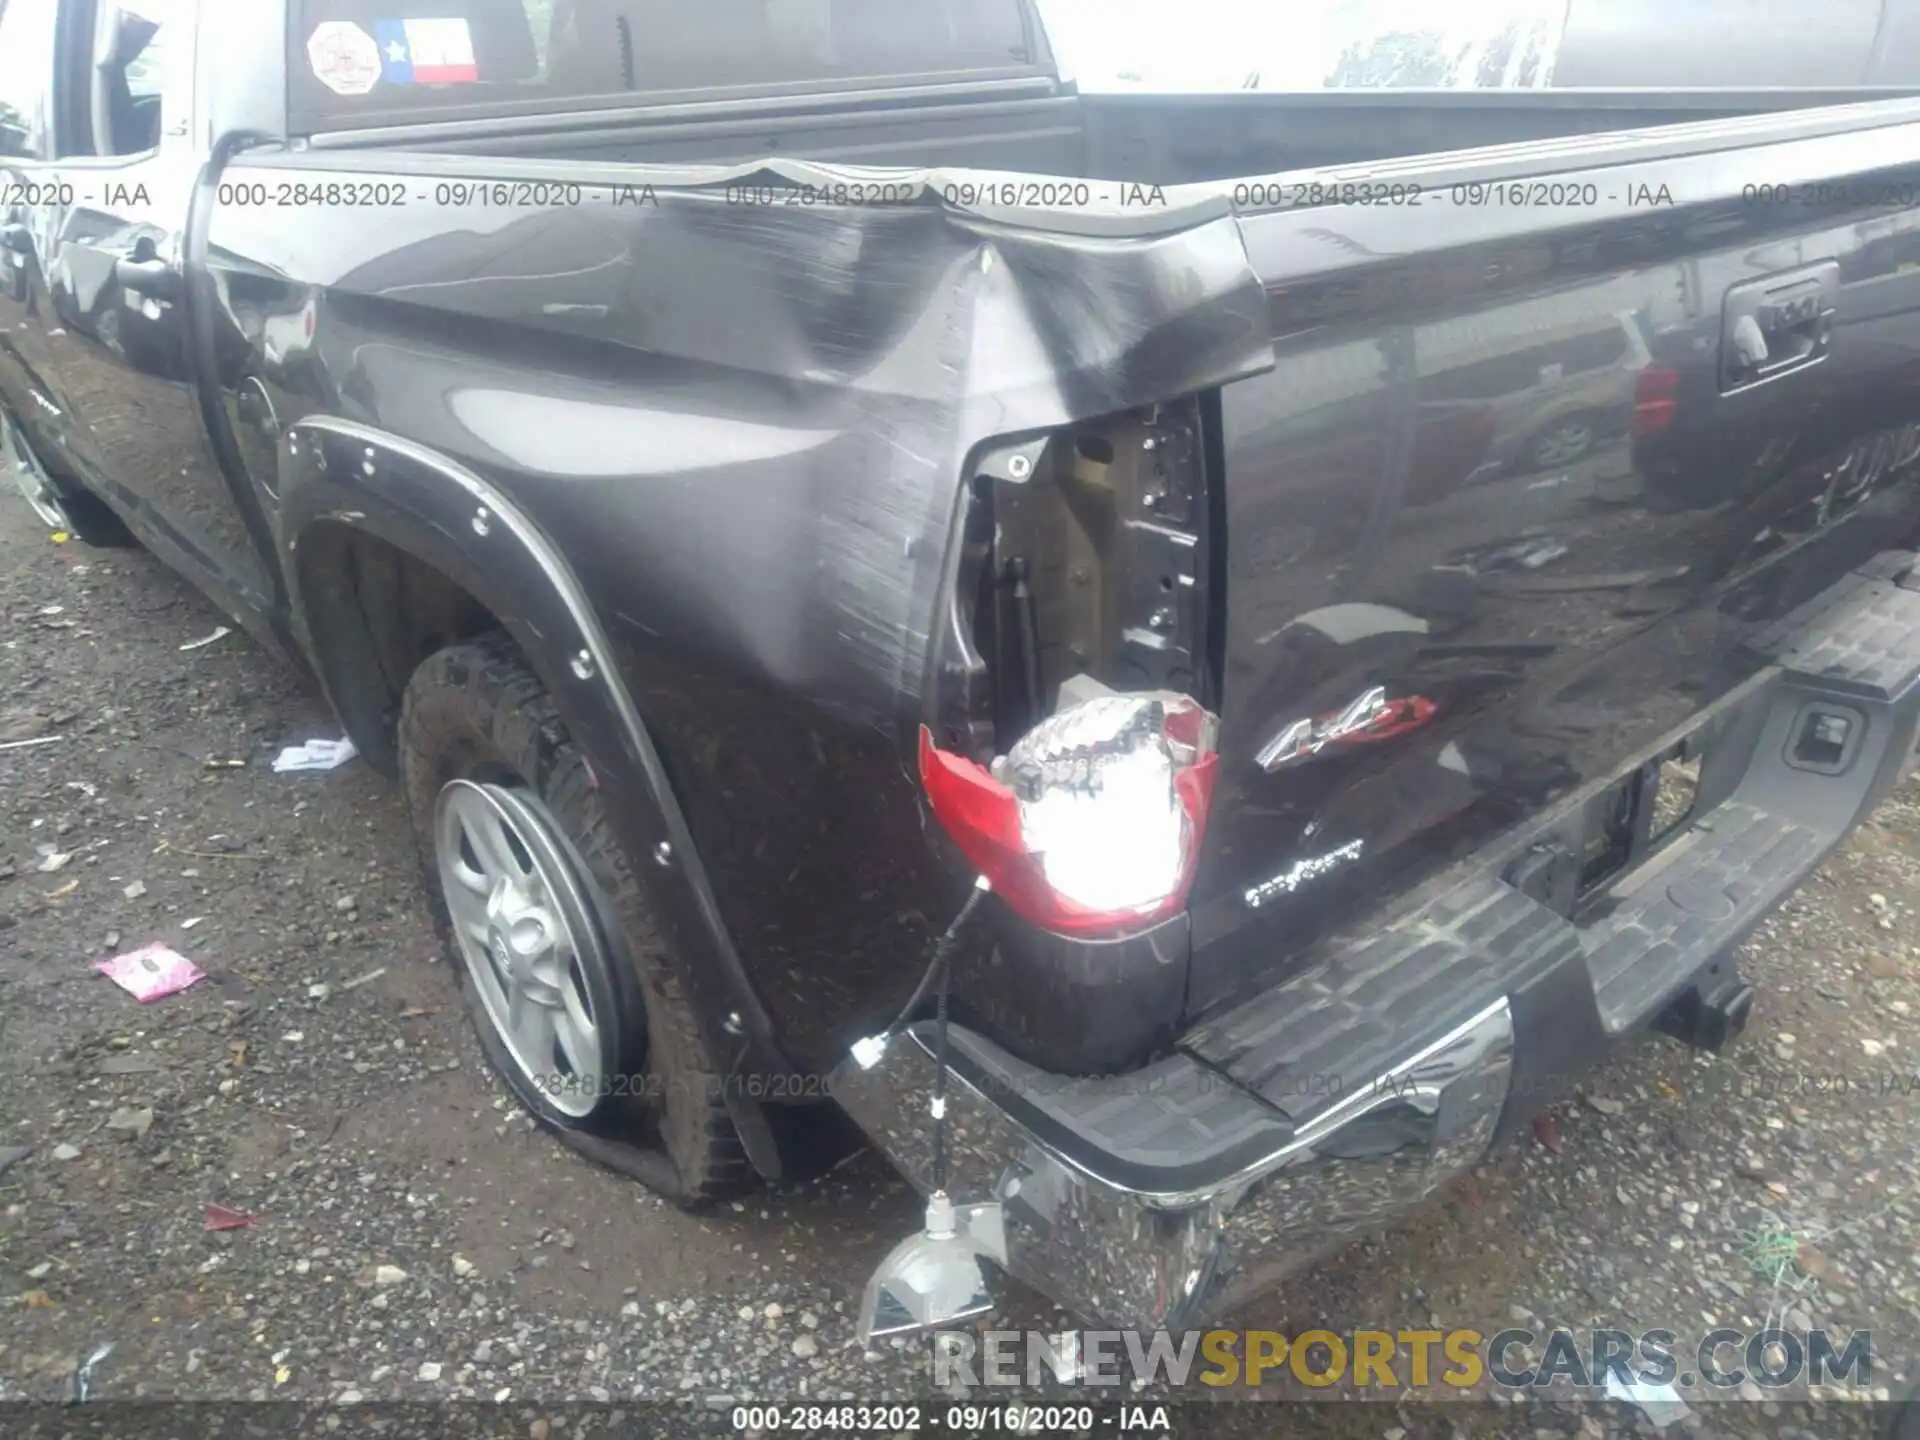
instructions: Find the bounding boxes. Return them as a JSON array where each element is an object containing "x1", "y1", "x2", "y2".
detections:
[{"x1": 209, "y1": 164, "x2": 1272, "y2": 1070}]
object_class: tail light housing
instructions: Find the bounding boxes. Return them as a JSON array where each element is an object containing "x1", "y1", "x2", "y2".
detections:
[
  {"x1": 1633, "y1": 366, "x2": 1679, "y2": 438},
  {"x1": 919, "y1": 693, "x2": 1219, "y2": 938}
]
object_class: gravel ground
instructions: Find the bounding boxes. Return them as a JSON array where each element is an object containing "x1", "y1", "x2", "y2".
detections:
[{"x1": 1, "y1": 482, "x2": 1917, "y2": 1437}]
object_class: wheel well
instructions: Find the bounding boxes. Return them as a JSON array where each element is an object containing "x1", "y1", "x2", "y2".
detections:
[{"x1": 297, "y1": 523, "x2": 504, "y2": 774}]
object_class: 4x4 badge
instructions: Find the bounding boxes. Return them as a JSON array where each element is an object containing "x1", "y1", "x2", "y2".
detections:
[{"x1": 1256, "y1": 688, "x2": 1438, "y2": 773}]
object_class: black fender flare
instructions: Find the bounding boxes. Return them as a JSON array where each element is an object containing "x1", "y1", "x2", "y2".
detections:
[{"x1": 279, "y1": 415, "x2": 791, "y2": 1179}]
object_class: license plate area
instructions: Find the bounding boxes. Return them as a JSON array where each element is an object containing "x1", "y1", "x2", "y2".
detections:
[
  {"x1": 1576, "y1": 738, "x2": 1706, "y2": 896},
  {"x1": 1507, "y1": 730, "x2": 1718, "y2": 918},
  {"x1": 1576, "y1": 766, "x2": 1645, "y2": 895}
]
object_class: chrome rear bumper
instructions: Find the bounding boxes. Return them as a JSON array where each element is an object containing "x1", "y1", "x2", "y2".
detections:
[
  {"x1": 831, "y1": 998, "x2": 1512, "y2": 1331},
  {"x1": 836, "y1": 552, "x2": 1920, "y2": 1330}
]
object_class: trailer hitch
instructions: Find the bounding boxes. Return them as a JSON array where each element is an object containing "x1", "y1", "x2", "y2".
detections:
[{"x1": 1651, "y1": 953, "x2": 1754, "y2": 1053}]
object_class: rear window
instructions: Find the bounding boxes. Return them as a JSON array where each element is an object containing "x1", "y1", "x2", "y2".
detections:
[{"x1": 292, "y1": 0, "x2": 1040, "y2": 133}]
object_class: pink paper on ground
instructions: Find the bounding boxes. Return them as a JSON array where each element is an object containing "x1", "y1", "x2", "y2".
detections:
[
  {"x1": 204, "y1": 1203, "x2": 255, "y2": 1231},
  {"x1": 95, "y1": 943, "x2": 205, "y2": 1002}
]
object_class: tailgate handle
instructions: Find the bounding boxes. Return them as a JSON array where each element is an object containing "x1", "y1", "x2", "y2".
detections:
[{"x1": 1720, "y1": 261, "x2": 1838, "y2": 392}]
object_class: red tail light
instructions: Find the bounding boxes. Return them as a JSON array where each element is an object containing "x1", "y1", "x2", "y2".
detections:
[
  {"x1": 918, "y1": 695, "x2": 1219, "y2": 938},
  {"x1": 1633, "y1": 367, "x2": 1679, "y2": 438}
]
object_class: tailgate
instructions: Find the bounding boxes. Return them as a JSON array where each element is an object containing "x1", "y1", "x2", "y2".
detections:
[{"x1": 1188, "y1": 103, "x2": 1920, "y2": 1015}]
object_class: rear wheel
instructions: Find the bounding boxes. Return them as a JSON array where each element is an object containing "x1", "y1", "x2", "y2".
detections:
[
  {"x1": 1523, "y1": 412, "x2": 1603, "y2": 471},
  {"x1": 434, "y1": 778, "x2": 620, "y2": 1120},
  {"x1": 399, "y1": 634, "x2": 752, "y2": 1204}
]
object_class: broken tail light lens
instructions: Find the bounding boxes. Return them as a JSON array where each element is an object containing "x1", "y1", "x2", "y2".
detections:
[{"x1": 918, "y1": 695, "x2": 1219, "y2": 938}]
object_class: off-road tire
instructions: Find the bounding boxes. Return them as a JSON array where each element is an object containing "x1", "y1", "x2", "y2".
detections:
[{"x1": 398, "y1": 633, "x2": 752, "y2": 1205}]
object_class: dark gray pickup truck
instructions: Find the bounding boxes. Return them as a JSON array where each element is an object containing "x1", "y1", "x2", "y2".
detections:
[{"x1": 6, "y1": 0, "x2": 1920, "y2": 1339}]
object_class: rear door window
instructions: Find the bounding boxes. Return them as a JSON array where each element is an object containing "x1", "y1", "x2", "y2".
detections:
[{"x1": 292, "y1": 0, "x2": 1042, "y2": 134}]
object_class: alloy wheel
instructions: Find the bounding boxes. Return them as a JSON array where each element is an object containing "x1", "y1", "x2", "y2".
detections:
[
  {"x1": 434, "y1": 779, "x2": 615, "y2": 1118},
  {"x1": 1531, "y1": 420, "x2": 1595, "y2": 469}
]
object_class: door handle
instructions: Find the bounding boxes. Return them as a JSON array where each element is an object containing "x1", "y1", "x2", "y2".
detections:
[
  {"x1": 1720, "y1": 261, "x2": 1839, "y2": 392},
  {"x1": 115, "y1": 256, "x2": 179, "y2": 301},
  {"x1": 0, "y1": 224, "x2": 28, "y2": 254}
]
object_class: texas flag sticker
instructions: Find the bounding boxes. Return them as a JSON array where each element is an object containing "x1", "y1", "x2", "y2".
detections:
[{"x1": 374, "y1": 17, "x2": 480, "y2": 85}]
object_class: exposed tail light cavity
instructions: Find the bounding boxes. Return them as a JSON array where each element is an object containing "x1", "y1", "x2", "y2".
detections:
[{"x1": 923, "y1": 400, "x2": 1220, "y2": 937}]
